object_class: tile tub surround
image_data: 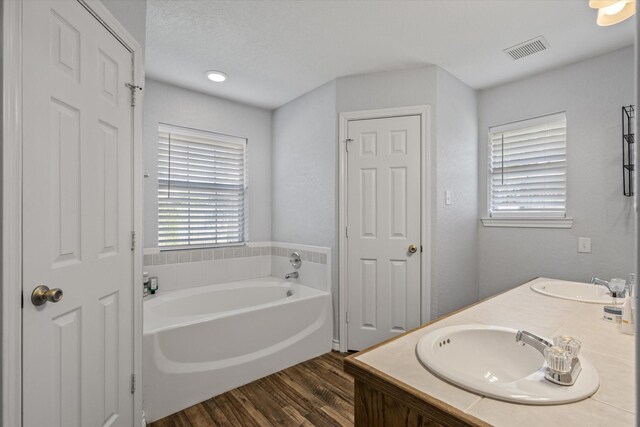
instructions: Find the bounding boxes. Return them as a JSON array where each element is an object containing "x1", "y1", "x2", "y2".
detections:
[
  {"x1": 345, "y1": 278, "x2": 636, "y2": 426},
  {"x1": 143, "y1": 244, "x2": 328, "y2": 267},
  {"x1": 270, "y1": 242, "x2": 332, "y2": 293},
  {"x1": 143, "y1": 242, "x2": 331, "y2": 293}
]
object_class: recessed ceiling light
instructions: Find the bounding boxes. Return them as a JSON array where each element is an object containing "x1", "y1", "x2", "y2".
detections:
[{"x1": 206, "y1": 71, "x2": 228, "y2": 82}]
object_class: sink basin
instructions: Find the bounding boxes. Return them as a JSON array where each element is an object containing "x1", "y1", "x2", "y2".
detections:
[
  {"x1": 530, "y1": 279, "x2": 620, "y2": 304},
  {"x1": 416, "y1": 325, "x2": 599, "y2": 404}
]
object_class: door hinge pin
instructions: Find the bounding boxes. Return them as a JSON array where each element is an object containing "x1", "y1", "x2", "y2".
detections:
[
  {"x1": 131, "y1": 373, "x2": 136, "y2": 394},
  {"x1": 345, "y1": 226, "x2": 348, "y2": 238},
  {"x1": 345, "y1": 138, "x2": 353, "y2": 152},
  {"x1": 126, "y1": 83, "x2": 143, "y2": 107},
  {"x1": 345, "y1": 312, "x2": 349, "y2": 323},
  {"x1": 131, "y1": 231, "x2": 136, "y2": 251}
]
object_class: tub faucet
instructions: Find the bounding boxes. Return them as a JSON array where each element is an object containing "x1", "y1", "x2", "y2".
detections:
[
  {"x1": 591, "y1": 277, "x2": 626, "y2": 298},
  {"x1": 515, "y1": 330, "x2": 552, "y2": 356},
  {"x1": 285, "y1": 271, "x2": 298, "y2": 280}
]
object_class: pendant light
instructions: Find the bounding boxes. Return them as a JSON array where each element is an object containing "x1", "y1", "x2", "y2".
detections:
[{"x1": 589, "y1": 0, "x2": 636, "y2": 26}]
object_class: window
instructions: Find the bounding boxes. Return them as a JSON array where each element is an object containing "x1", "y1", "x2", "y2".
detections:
[
  {"x1": 485, "y1": 112, "x2": 570, "y2": 226},
  {"x1": 158, "y1": 124, "x2": 247, "y2": 248}
]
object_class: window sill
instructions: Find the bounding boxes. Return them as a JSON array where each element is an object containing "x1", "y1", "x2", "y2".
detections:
[{"x1": 481, "y1": 217, "x2": 574, "y2": 229}]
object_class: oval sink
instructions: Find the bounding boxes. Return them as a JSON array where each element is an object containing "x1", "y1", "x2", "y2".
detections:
[
  {"x1": 530, "y1": 279, "x2": 620, "y2": 304},
  {"x1": 416, "y1": 325, "x2": 599, "y2": 405}
]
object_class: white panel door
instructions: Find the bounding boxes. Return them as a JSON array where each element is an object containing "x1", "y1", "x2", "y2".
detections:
[
  {"x1": 346, "y1": 115, "x2": 421, "y2": 351},
  {"x1": 22, "y1": 1, "x2": 134, "y2": 426}
]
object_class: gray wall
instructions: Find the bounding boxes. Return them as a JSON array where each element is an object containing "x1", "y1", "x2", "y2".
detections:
[
  {"x1": 0, "y1": 0, "x2": 3, "y2": 413},
  {"x1": 143, "y1": 79, "x2": 272, "y2": 248},
  {"x1": 271, "y1": 80, "x2": 337, "y2": 249},
  {"x1": 478, "y1": 47, "x2": 636, "y2": 299},
  {"x1": 100, "y1": 0, "x2": 147, "y2": 49},
  {"x1": 434, "y1": 68, "x2": 479, "y2": 317}
]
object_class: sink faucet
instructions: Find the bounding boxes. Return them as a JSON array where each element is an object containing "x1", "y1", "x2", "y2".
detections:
[
  {"x1": 285, "y1": 271, "x2": 298, "y2": 280},
  {"x1": 516, "y1": 330, "x2": 582, "y2": 386},
  {"x1": 591, "y1": 277, "x2": 626, "y2": 298},
  {"x1": 515, "y1": 330, "x2": 552, "y2": 356}
]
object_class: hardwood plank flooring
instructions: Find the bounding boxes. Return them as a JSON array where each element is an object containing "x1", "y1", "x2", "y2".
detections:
[{"x1": 150, "y1": 352, "x2": 354, "y2": 427}]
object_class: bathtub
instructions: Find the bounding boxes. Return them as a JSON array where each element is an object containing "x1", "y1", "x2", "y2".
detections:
[{"x1": 142, "y1": 277, "x2": 332, "y2": 422}]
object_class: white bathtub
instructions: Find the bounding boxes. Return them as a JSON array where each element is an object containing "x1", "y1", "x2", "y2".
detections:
[{"x1": 142, "y1": 277, "x2": 332, "y2": 422}]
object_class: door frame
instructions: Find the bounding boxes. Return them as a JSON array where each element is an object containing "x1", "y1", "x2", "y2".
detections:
[
  {"x1": 338, "y1": 105, "x2": 431, "y2": 353},
  {"x1": 2, "y1": 1, "x2": 145, "y2": 425}
]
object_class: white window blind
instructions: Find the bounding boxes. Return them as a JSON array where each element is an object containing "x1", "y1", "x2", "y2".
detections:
[
  {"x1": 158, "y1": 124, "x2": 247, "y2": 248},
  {"x1": 489, "y1": 112, "x2": 567, "y2": 218}
]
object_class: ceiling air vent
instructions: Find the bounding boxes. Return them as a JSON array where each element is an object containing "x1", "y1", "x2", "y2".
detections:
[{"x1": 503, "y1": 36, "x2": 550, "y2": 61}]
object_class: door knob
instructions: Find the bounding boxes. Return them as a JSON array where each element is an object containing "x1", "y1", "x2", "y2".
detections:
[
  {"x1": 31, "y1": 285, "x2": 63, "y2": 306},
  {"x1": 408, "y1": 244, "x2": 418, "y2": 254}
]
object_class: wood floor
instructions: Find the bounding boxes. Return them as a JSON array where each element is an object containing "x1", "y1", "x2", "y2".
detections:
[{"x1": 149, "y1": 352, "x2": 354, "y2": 427}]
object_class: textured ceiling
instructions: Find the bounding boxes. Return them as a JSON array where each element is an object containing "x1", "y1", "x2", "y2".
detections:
[{"x1": 146, "y1": 0, "x2": 635, "y2": 109}]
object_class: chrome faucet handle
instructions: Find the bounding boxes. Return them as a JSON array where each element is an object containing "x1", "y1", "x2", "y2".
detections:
[
  {"x1": 553, "y1": 336, "x2": 581, "y2": 359},
  {"x1": 544, "y1": 345, "x2": 583, "y2": 386},
  {"x1": 544, "y1": 346, "x2": 572, "y2": 373}
]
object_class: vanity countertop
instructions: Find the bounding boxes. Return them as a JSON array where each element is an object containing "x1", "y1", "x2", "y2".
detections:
[{"x1": 344, "y1": 277, "x2": 636, "y2": 426}]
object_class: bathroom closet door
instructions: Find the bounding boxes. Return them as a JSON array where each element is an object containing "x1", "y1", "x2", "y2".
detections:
[
  {"x1": 346, "y1": 115, "x2": 422, "y2": 351},
  {"x1": 22, "y1": 1, "x2": 135, "y2": 426}
]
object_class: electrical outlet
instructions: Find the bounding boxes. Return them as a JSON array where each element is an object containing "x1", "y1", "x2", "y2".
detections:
[{"x1": 578, "y1": 237, "x2": 591, "y2": 253}]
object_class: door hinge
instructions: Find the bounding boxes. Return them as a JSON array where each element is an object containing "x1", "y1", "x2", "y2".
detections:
[
  {"x1": 345, "y1": 226, "x2": 348, "y2": 238},
  {"x1": 345, "y1": 312, "x2": 349, "y2": 324},
  {"x1": 131, "y1": 231, "x2": 136, "y2": 251},
  {"x1": 21, "y1": 291, "x2": 23, "y2": 309},
  {"x1": 421, "y1": 245, "x2": 423, "y2": 253},
  {"x1": 130, "y1": 373, "x2": 136, "y2": 394},
  {"x1": 345, "y1": 138, "x2": 353, "y2": 152},
  {"x1": 126, "y1": 83, "x2": 143, "y2": 107}
]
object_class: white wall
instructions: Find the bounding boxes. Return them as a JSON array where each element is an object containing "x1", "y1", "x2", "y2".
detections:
[
  {"x1": 271, "y1": 80, "x2": 338, "y2": 333},
  {"x1": 478, "y1": 47, "x2": 636, "y2": 299},
  {"x1": 100, "y1": 0, "x2": 146, "y2": 48},
  {"x1": 434, "y1": 68, "x2": 479, "y2": 317},
  {"x1": 143, "y1": 79, "x2": 272, "y2": 247}
]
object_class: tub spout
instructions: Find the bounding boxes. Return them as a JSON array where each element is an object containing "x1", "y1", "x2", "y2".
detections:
[{"x1": 285, "y1": 271, "x2": 298, "y2": 280}]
